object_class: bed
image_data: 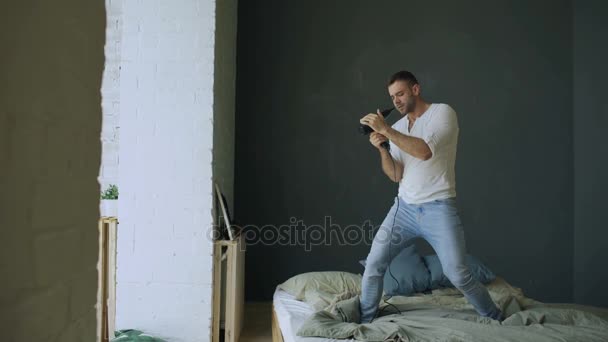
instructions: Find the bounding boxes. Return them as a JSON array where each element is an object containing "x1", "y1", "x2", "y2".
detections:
[
  {"x1": 271, "y1": 274, "x2": 608, "y2": 342},
  {"x1": 272, "y1": 286, "x2": 357, "y2": 342}
]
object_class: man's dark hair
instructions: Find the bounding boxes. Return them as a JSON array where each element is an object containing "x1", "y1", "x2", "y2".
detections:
[{"x1": 388, "y1": 70, "x2": 419, "y2": 87}]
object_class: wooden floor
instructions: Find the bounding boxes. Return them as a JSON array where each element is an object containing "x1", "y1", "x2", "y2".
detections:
[{"x1": 239, "y1": 301, "x2": 273, "y2": 342}]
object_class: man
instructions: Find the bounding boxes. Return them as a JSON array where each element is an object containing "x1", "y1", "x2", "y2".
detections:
[{"x1": 358, "y1": 70, "x2": 504, "y2": 323}]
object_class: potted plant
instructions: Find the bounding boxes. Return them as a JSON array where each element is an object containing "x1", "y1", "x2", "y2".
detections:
[{"x1": 100, "y1": 184, "x2": 119, "y2": 217}]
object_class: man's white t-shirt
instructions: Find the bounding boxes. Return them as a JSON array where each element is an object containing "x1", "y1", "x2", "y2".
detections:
[{"x1": 388, "y1": 103, "x2": 459, "y2": 204}]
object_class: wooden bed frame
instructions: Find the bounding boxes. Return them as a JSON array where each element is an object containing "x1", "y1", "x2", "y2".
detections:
[{"x1": 271, "y1": 304, "x2": 285, "y2": 342}]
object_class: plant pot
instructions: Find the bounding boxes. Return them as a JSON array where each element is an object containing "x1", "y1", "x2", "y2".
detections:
[{"x1": 100, "y1": 199, "x2": 118, "y2": 218}]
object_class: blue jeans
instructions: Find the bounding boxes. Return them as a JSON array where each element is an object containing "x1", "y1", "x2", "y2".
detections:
[{"x1": 360, "y1": 196, "x2": 503, "y2": 323}]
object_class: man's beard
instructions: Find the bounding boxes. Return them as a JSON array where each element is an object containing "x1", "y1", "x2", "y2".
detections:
[{"x1": 404, "y1": 98, "x2": 416, "y2": 113}]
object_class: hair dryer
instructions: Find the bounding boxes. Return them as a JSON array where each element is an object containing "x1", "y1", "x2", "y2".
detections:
[{"x1": 359, "y1": 107, "x2": 394, "y2": 150}]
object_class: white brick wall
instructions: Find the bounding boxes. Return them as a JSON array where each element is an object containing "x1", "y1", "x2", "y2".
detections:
[
  {"x1": 117, "y1": 1, "x2": 216, "y2": 341},
  {"x1": 100, "y1": 0, "x2": 123, "y2": 191}
]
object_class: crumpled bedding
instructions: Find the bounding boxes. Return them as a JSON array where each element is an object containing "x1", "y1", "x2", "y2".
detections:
[{"x1": 296, "y1": 277, "x2": 608, "y2": 341}]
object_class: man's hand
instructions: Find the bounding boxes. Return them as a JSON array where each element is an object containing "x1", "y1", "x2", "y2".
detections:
[
  {"x1": 360, "y1": 109, "x2": 390, "y2": 135},
  {"x1": 369, "y1": 132, "x2": 388, "y2": 150}
]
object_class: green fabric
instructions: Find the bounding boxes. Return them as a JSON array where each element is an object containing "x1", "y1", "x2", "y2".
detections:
[
  {"x1": 296, "y1": 277, "x2": 608, "y2": 341},
  {"x1": 304, "y1": 290, "x2": 338, "y2": 311},
  {"x1": 277, "y1": 271, "x2": 362, "y2": 301},
  {"x1": 334, "y1": 295, "x2": 361, "y2": 324},
  {"x1": 112, "y1": 329, "x2": 166, "y2": 342}
]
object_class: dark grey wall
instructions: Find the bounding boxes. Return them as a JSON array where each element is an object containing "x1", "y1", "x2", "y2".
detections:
[
  {"x1": 214, "y1": 0, "x2": 238, "y2": 325},
  {"x1": 236, "y1": 0, "x2": 574, "y2": 301},
  {"x1": 574, "y1": 0, "x2": 608, "y2": 307},
  {"x1": 214, "y1": 0, "x2": 238, "y2": 212}
]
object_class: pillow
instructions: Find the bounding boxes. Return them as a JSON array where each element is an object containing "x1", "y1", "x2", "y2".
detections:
[
  {"x1": 306, "y1": 289, "x2": 360, "y2": 312},
  {"x1": 277, "y1": 271, "x2": 362, "y2": 300},
  {"x1": 360, "y1": 245, "x2": 431, "y2": 296},
  {"x1": 423, "y1": 254, "x2": 496, "y2": 289}
]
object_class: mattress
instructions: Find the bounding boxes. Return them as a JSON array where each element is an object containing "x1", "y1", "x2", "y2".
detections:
[{"x1": 273, "y1": 287, "x2": 356, "y2": 342}]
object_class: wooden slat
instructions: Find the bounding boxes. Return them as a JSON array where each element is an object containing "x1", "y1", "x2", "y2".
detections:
[
  {"x1": 225, "y1": 242, "x2": 236, "y2": 342},
  {"x1": 212, "y1": 243, "x2": 223, "y2": 342},
  {"x1": 98, "y1": 218, "x2": 118, "y2": 342},
  {"x1": 107, "y1": 219, "x2": 118, "y2": 340},
  {"x1": 97, "y1": 219, "x2": 104, "y2": 342},
  {"x1": 234, "y1": 234, "x2": 245, "y2": 341},
  {"x1": 102, "y1": 221, "x2": 109, "y2": 342},
  {"x1": 213, "y1": 233, "x2": 246, "y2": 342}
]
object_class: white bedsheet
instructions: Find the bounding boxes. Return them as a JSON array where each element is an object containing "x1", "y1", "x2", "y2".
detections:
[{"x1": 273, "y1": 287, "x2": 356, "y2": 342}]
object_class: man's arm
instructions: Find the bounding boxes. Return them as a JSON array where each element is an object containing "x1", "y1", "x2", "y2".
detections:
[
  {"x1": 379, "y1": 148, "x2": 404, "y2": 182},
  {"x1": 369, "y1": 132, "x2": 404, "y2": 182},
  {"x1": 383, "y1": 128, "x2": 432, "y2": 161},
  {"x1": 360, "y1": 110, "x2": 432, "y2": 161}
]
